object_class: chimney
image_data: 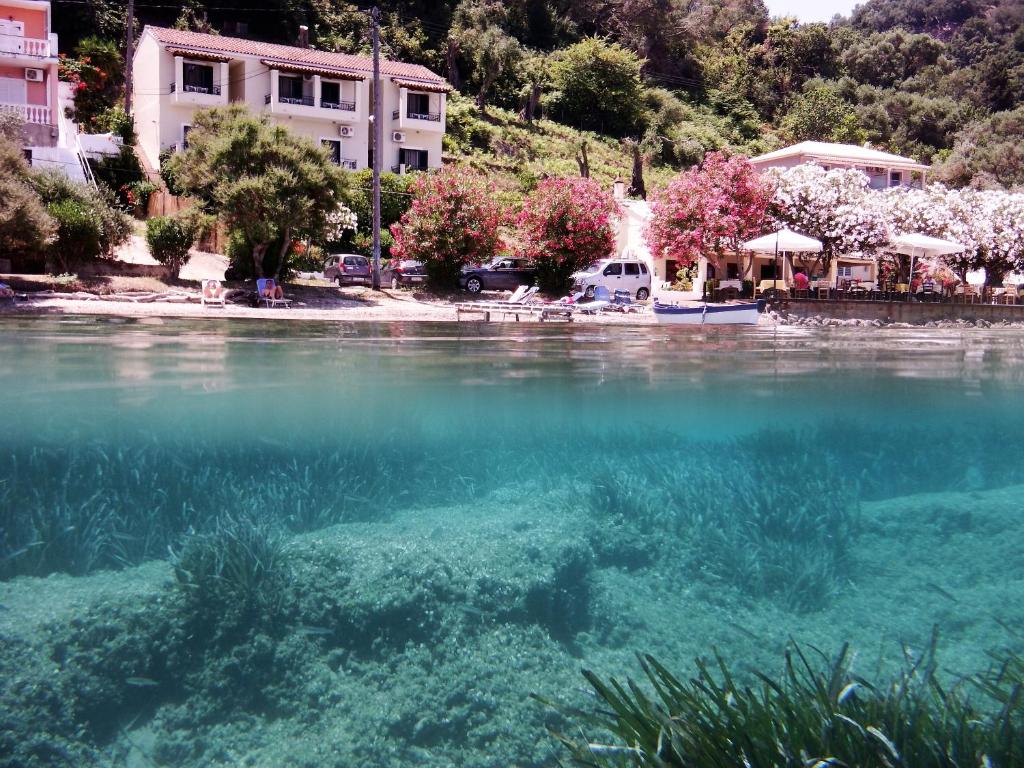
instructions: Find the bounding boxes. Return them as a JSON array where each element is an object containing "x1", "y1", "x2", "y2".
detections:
[{"x1": 298, "y1": 25, "x2": 309, "y2": 48}]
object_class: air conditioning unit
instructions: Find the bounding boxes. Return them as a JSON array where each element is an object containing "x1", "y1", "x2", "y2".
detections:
[
  {"x1": 392, "y1": 131, "x2": 406, "y2": 143},
  {"x1": 24, "y1": 68, "x2": 44, "y2": 82},
  {"x1": 338, "y1": 125, "x2": 354, "y2": 138}
]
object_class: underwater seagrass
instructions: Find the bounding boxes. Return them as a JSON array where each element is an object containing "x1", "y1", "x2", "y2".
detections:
[{"x1": 539, "y1": 631, "x2": 1024, "y2": 767}]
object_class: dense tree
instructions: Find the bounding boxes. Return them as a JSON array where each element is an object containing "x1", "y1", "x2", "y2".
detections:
[
  {"x1": 49, "y1": 0, "x2": 1024, "y2": 190},
  {"x1": 646, "y1": 151, "x2": 772, "y2": 268},
  {"x1": 766, "y1": 164, "x2": 889, "y2": 279},
  {"x1": 448, "y1": 0, "x2": 522, "y2": 112},
  {"x1": 390, "y1": 168, "x2": 505, "y2": 289},
  {"x1": 934, "y1": 107, "x2": 1024, "y2": 190},
  {"x1": 546, "y1": 38, "x2": 646, "y2": 137},
  {"x1": 163, "y1": 106, "x2": 350, "y2": 278},
  {"x1": 517, "y1": 177, "x2": 618, "y2": 293},
  {"x1": 779, "y1": 85, "x2": 865, "y2": 144}
]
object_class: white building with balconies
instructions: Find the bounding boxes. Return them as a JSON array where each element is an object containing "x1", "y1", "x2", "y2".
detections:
[{"x1": 132, "y1": 26, "x2": 449, "y2": 175}]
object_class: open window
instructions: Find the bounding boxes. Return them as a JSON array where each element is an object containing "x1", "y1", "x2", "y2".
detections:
[{"x1": 398, "y1": 148, "x2": 428, "y2": 171}]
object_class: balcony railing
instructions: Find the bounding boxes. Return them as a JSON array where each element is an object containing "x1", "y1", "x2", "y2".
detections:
[
  {"x1": 172, "y1": 83, "x2": 221, "y2": 95},
  {"x1": 0, "y1": 34, "x2": 52, "y2": 58},
  {"x1": 321, "y1": 100, "x2": 356, "y2": 112},
  {"x1": 279, "y1": 94, "x2": 314, "y2": 107},
  {"x1": 392, "y1": 109, "x2": 441, "y2": 122},
  {"x1": 0, "y1": 102, "x2": 51, "y2": 125}
]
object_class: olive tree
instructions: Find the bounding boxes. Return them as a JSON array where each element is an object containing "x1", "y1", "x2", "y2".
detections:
[{"x1": 163, "y1": 105, "x2": 350, "y2": 278}]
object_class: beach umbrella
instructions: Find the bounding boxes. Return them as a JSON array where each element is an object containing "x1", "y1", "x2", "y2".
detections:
[
  {"x1": 888, "y1": 233, "x2": 964, "y2": 285},
  {"x1": 740, "y1": 228, "x2": 822, "y2": 288}
]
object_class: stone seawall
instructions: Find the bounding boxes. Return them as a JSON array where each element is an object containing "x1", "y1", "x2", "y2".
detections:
[{"x1": 778, "y1": 298, "x2": 1024, "y2": 327}]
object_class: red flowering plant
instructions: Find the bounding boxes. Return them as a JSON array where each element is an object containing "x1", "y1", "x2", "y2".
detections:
[
  {"x1": 58, "y1": 38, "x2": 124, "y2": 130},
  {"x1": 646, "y1": 151, "x2": 773, "y2": 275},
  {"x1": 517, "y1": 177, "x2": 618, "y2": 294},
  {"x1": 390, "y1": 167, "x2": 506, "y2": 290}
]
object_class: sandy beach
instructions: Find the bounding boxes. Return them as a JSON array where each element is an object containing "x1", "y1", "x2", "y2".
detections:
[{"x1": 0, "y1": 284, "x2": 657, "y2": 325}]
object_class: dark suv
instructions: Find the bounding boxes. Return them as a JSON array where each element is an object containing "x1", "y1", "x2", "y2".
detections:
[{"x1": 458, "y1": 257, "x2": 536, "y2": 294}]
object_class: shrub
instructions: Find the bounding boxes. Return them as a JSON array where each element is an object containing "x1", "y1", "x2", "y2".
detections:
[
  {"x1": 32, "y1": 170, "x2": 130, "y2": 270},
  {"x1": 46, "y1": 199, "x2": 103, "y2": 272},
  {"x1": 390, "y1": 167, "x2": 506, "y2": 289},
  {"x1": 518, "y1": 177, "x2": 618, "y2": 294},
  {"x1": 146, "y1": 214, "x2": 198, "y2": 276},
  {"x1": 0, "y1": 138, "x2": 55, "y2": 261}
]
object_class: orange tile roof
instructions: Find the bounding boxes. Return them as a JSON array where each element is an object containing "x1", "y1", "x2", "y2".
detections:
[{"x1": 147, "y1": 26, "x2": 446, "y2": 85}]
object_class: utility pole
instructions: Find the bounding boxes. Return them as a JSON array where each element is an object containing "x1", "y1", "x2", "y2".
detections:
[
  {"x1": 125, "y1": 0, "x2": 135, "y2": 116},
  {"x1": 370, "y1": 6, "x2": 382, "y2": 291}
]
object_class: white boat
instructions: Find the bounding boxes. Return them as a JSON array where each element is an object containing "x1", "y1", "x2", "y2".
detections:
[{"x1": 653, "y1": 300, "x2": 764, "y2": 325}]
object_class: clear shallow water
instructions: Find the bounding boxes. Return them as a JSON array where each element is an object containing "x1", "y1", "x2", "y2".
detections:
[{"x1": 2, "y1": 316, "x2": 1024, "y2": 766}]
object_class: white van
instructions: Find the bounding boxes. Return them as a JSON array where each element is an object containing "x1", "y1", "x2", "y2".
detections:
[{"x1": 571, "y1": 258, "x2": 652, "y2": 300}]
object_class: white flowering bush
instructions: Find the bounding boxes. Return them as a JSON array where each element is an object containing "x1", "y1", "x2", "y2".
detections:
[
  {"x1": 765, "y1": 164, "x2": 889, "y2": 277},
  {"x1": 324, "y1": 204, "x2": 358, "y2": 242},
  {"x1": 879, "y1": 185, "x2": 1024, "y2": 284}
]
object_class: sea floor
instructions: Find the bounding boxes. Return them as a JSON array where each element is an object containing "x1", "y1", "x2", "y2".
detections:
[{"x1": 2, "y1": 480, "x2": 1021, "y2": 768}]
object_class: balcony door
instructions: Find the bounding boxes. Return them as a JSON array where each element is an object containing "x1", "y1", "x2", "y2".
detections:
[
  {"x1": 0, "y1": 20, "x2": 25, "y2": 55},
  {"x1": 0, "y1": 77, "x2": 27, "y2": 105},
  {"x1": 399, "y1": 148, "x2": 428, "y2": 171},
  {"x1": 183, "y1": 63, "x2": 214, "y2": 94}
]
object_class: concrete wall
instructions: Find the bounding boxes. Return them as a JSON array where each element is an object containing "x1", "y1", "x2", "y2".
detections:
[
  {"x1": 783, "y1": 298, "x2": 1024, "y2": 324},
  {"x1": 133, "y1": 32, "x2": 166, "y2": 170}
]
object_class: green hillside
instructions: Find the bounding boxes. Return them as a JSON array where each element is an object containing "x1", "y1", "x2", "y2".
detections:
[{"x1": 52, "y1": 0, "x2": 1024, "y2": 190}]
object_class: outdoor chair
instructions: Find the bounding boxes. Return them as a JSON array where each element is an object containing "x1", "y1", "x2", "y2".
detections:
[
  {"x1": 610, "y1": 289, "x2": 642, "y2": 312},
  {"x1": 955, "y1": 284, "x2": 979, "y2": 304},
  {"x1": 577, "y1": 285, "x2": 612, "y2": 314},
  {"x1": 201, "y1": 279, "x2": 226, "y2": 308},
  {"x1": 256, "y1": 278, "x2": 292, "y2": 308},
  {"x1": 893, "y1": 283, "x2": 911, "y2": 301},
  {"x1": 999, "y1": 286, "x2": 1017, "y2": 305}
]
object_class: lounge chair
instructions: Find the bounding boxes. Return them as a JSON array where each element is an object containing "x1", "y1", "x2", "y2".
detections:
[
  {"x1": 610, "y1": 289, "x2": 642, "y2": 312},
  {"x1": 577, "y1": 285, "x2": 612, "y2": 314},
  {"x1": 256, "y1": 278, "x2": 292, "y2": 308},
  {"x1": 201, "y1": 279, "x2": 226, "y2": 307}
]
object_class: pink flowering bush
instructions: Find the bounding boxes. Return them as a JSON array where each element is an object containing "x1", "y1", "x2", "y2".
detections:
[
  {"x1": 646, "y1": 152, "x2": 772, "y2": 270},
  {"x1": 517, "y1": 177, "x2": 618, "y2": 293},
  {"x1": 390, "y1": 168, "x2": 505, "y2": 289}
]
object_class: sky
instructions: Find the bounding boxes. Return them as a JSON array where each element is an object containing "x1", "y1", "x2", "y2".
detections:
[{"x1": 764, "y1": 0, "x2": 861, "y2": 23}]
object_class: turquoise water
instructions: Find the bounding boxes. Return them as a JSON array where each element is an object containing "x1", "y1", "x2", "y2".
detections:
[{"x1": 2, "y1": 316, "x2": 1023, "y2": 767}]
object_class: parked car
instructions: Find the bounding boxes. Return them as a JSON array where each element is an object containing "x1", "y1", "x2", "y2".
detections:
[
  {"x1": 572, "y1": 258, "x2": 652, "y2": 300},
  {"x1": 459, "y1": 257, "x2": 536, "y2": 294},
  {"x1": 324, "y1": 254, "x2": 371, "y2": 286},
  {"x1": 381, "y1": 259, "x2": 426, "y2": 289}
]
